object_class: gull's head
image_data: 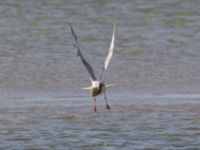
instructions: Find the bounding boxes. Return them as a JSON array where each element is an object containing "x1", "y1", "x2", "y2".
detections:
[{"x1": 92, "y1": 81, "x2": 100, "y2": 88}]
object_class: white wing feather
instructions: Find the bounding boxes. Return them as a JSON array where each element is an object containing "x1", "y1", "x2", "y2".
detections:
[{"x1": 100, "y1": 24, "x2": 116, "y2": 81}]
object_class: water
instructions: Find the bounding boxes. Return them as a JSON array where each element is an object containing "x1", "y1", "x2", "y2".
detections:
[
  {"x1": 0, "y1": 0, "x2": 200, "y2": 149},
  {"x1": 0, "y1": 95, "x2": 199, "y2": 149}
]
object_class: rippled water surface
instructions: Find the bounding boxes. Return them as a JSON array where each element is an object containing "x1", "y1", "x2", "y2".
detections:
[
  {"x1": 0, "y1": 0, "x2": 200, "y2": 149},
  {"x1": 0, "y1": 95, "x2": 200, "y2": 149}
]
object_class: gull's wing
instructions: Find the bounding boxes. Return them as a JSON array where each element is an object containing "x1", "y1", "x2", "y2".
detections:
[
  {"x1": 99, "y1": 24, "x2": 116, "y2": 81},
  {"x1": 70, "y1": 24, "x2": 97, "y2": 81}
]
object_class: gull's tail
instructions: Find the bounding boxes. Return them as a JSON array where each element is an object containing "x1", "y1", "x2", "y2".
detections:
[
  {"x1": 81, "y1": 86, "x2": 92, "y2": 90},
  {"x1": 105, "y1": 84, "x2": 115, "y2": 89}
]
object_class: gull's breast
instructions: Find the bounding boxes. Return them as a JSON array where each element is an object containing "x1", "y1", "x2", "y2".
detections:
[{"x1": 91, "y1": 87, "x2": 101, "y2": 97}]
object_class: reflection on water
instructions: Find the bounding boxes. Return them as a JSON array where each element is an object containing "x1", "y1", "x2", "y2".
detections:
[{"x1": 0, "y1": 0, "x2": 200, "y2": 149}]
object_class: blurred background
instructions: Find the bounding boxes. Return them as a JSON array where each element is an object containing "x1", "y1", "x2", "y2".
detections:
[{"x1": 0, "y1": 0, "x2": 200, "y2": 97}]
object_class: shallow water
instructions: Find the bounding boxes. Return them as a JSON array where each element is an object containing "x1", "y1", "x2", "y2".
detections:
[
  {"x1": 0, "y1": 0, "x2": 200, "y2": 149},
  {"x1": 0, "y1": 94, "x2": 200, "y2": 149}
]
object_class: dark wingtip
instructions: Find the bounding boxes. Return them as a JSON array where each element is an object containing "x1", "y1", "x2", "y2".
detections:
[
  {"x1": 69, "y1": 23, "x2": 73, "y2": 31},
  {"x1": 69, "y1": 23, "x2": 78, "y2": 40}
]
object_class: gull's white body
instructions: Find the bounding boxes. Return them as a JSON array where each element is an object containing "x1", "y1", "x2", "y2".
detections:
[
  {"x1": 70, "y1": 24, "x2": 116, "y2": 112},
  {"x1": 82, "y1": 81, "x2": 114, "y2": 96}
]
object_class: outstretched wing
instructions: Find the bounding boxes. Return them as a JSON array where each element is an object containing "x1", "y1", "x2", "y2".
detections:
[
  {"x1": 99, "y1": 24, "x2": 116, "y2": 81},
  {"x1": 70, "y1": 24, "x2": 97, "y2": 81}
]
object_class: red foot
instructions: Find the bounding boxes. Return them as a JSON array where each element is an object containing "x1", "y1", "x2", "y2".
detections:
[
  {"x1": 93, "y1": 106, "x2": 97, "y2": 112},
  {"x1": 106, "y1": 104, "x2": 110, "y2": 110}
]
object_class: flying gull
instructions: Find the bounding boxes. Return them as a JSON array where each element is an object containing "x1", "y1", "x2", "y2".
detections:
[{"x1": 70, "y1": 24, "x2": 116, "y2": 112}]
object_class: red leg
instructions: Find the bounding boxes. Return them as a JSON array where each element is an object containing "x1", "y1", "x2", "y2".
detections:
[
  {"x1": 104, "y1": 92, "x2": 110, "y2": 110},
  {"x1": 93, "y1": 97, "x2": 97, "y2": 112}
]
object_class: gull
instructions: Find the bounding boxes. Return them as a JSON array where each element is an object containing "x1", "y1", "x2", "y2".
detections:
[{"x1": 70, "y1": 24, "x2": 116, "y2": 112}]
